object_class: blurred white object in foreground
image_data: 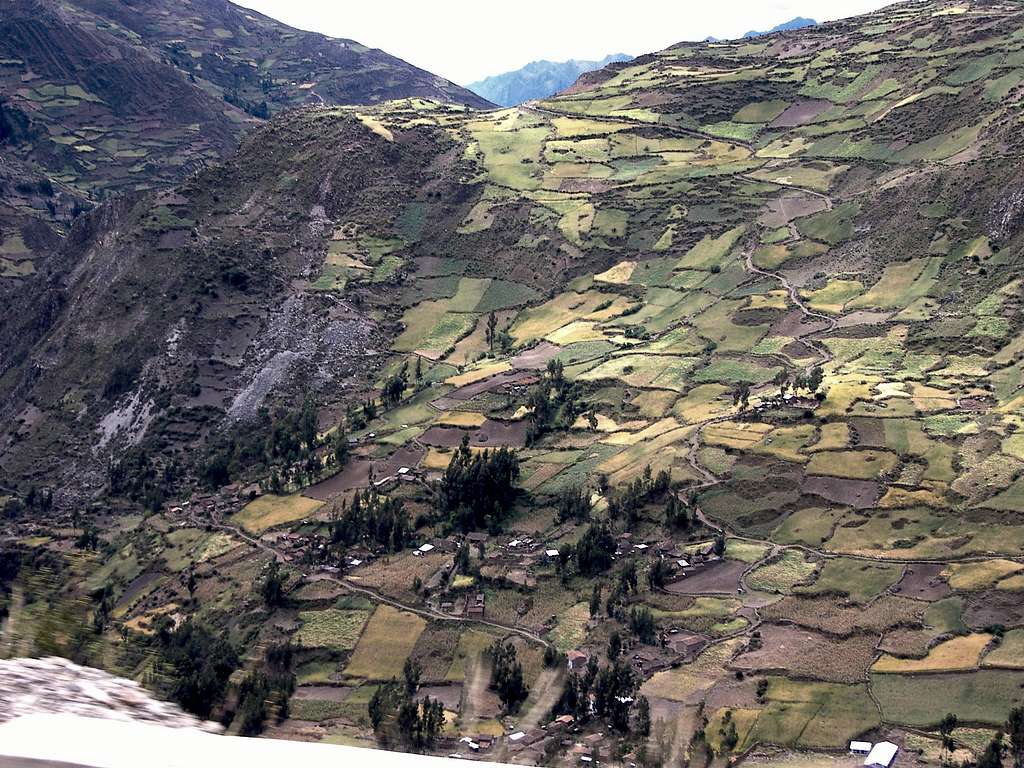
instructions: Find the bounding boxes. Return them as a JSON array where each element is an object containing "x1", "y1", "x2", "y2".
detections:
[
  {"x1": 0, "y1": 713, "x2": 511, "y2": 768},
  {"x1": 0, "y1": 657, "x2": 220, "y2": 731}
]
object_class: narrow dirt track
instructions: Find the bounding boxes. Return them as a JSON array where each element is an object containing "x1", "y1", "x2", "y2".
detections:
[{"x1": 198, "y1": 510, "x2": 554, "y2": 649}]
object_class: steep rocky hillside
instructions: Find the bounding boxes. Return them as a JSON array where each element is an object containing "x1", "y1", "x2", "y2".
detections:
[
  {"x1": 68, "y1": 0, "x2": 493, "y2": 112},
  {"x1": 0, "y1": 0, "x2": 491, "y2": 296}
]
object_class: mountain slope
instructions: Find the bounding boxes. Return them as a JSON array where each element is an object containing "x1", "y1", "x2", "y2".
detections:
[
  {"x1": 0, "y1": 0, "x2": 489, "y2": 207},
  {"x1": 0, "y1": 0, "x2": 491, "y2": 313},
  {"x1": 467, "y1": 54, "x2": 633, "y2": 106},
  {"x1": 70, "y1": 0, "x2": 493, "y2": 112},
  {"x1": 6, "y1": 3, "x2": 1024, "y2": 754},
  {"x1": 5, "y1": 0, "x2": 1024, "y2": 500}
]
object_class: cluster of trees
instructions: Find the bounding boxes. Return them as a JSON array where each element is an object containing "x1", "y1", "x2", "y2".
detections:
[
  {"x1": 2, "y1": 485, "x2": 54, "y2": 520},
  {"x1": 628, "y1": 605, "x2": 656, "y2": 644},
  {"x1": 368, "y1": 660, "x2": 445, "y2": 750},
  {"x1": 733, "y1": 366, "x2": 828, "y2": 415},
  {"x1": 233, "y1": 643, "x2": 296, "y2": 736},
  {"x1": 330, "y1": 490, "x2": 410, "y2": 553},
  {"x1": 153, "y1": 619, "x2": 238, "y2": 719},
  {"x1": 664, "y1": 493, "x2": 694, "y2": 531},
  {"x1": 571, "y1": 522, "x2": 616, "y2": 577},
  {"x1": 437, "y1": 436, "x2": 520, "y2": 532},
  {"x1": 108, "y1": 449, "x2": 182, "y2": 512},
  {"x1": 489, "y1": 641, "x2": 529, "y2": 712},
  {"x1": 556, "y1": 485, "x2": 591, "y2": 524},
  {"x1": 556, "y1": 656, "x2": 647, "y2": 734},
  {"x1": 259, "y1": 559, "x2": 288, "y2": 607},
  {"x1": 603, "y1": 559, "x2": 656, "y2": 623},
  {"x1": 153, "y1": 618, "x2": 294, "y2": 734},
  {"x1": 607, "y1": 466, "x2": 672, "y2": 526},
  {"x1": 199, "y1": 399, "x2": 348, "y2": 491},
  {"x1": 965, "y1": 706, "x2": 1024, "y2": 768},
  {"x1": 223, "y1": 90, "x2": 270, "y2": 119},
  {"x1": 381, "y1": 362, "x2": 409, "y2": 408},
  {"x1": 526, "y1": 360, "x2": 584, "y2": 443},
  {"x1": 484, "y1": 311, "x2": 512, "y2": 353}
]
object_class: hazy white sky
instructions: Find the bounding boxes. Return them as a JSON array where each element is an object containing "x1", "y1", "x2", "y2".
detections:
[{"x1": 234, "y1": 0, "x2": 897, "y2": 84}]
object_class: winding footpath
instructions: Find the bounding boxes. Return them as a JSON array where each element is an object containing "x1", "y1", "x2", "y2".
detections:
[{"x1": 196, "y1": 507, "x2": 554, "y2": 650}]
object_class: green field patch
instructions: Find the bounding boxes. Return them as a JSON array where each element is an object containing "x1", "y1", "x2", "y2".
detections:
[
  {"x1": 294, "y1": 608, "x2": 371, "y2": 650},
  {"x1": 446, "y1": 628, "x2": 503, "y2": 682},
  {"x1": 701, "y1": 121, "x2": 762, "y2": 141},
  {"x1": 734, "y1": 100, "x2": 790, "y2": 123},
  {"x1": 753, "y1": 240, "x2": 828, "y2": 270},
  {"x1": 692, "y1": 299, "x2": 769, "y2": 353},
  {"x1": 673, "y1": 384, "x2": 732, "y2": 423},
  {"x1": 592, "y1": 208, "x2": 630, "y2": 239},
  {"x1": 511, "y1": 290, "x2": 631, "y2": 344},
  {"x1": 344, "y1": 605, "x2": 427, "y2": 679},
  {"x1": 676, "y1": 226, "x2": 746, "y2": 271},
  {"x1": 796, "y1": 557, "x2": 902, "y2": 603},
  {"x1": 548, "y1": 601, "x2": 590, "y2": 652},
  {"x1": 750, "y1": 424, "x2": 817, "y2": 463},
  {"x1": 872, "y1": 670, "x2": 1024, "y2": 727},
  {"x1": 985, "y1": 69, "x2": 1024, "y2": 101},
  {"x1": 394, "y1": 300, "x2": 477, "y2": 357},
  {"x1": 543, "y1": 137, "x2": 611, "y2": 162},
  {"x1": 551, "y1": 116, "x2": 632, "y2": 138},
  {"x1": 693, "y1": 359, "x2": 781, "y2": 385},
  {"x1": 747, "y1": 549, "x2": 819, "y2": 592},
  {"x1": 744, "y1": 677, "x2": 879, "y2": 749},
  {"x1": 468, "y1": 111, "x2": 549, "y2": 189},
  {"x1": 232, "y1": 494, "x2": 323, "y2": 533},
  {"x1": 801, "y1": 279, "x2": 864, "y2": 314},
  {"x1": 794, "y1": 202, "x2": 859, "y2": 244},
  {"x1": 578, "y1": 354, "x2": 698, "y2": 392},
  {"x1": 773, "y1": 507, "x2": 845, "y2": 547},
  {"x1": 896, "y1": 121, "x2": 987, "y2": 163},
  {"x1": 982, "y1": 629, "x2": 1024, "y2": 669},
  {"x1": 749, "y1": 162, "x2": 849, "y2": 192},
  {"x1": 946, "y1": 54, "x2": 1003, "y2": 86}
]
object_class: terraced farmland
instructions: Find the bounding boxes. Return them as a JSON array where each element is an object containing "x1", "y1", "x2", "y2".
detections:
[{"x1": 7, "y1": 0, "x2": 1024, "y2": 765}]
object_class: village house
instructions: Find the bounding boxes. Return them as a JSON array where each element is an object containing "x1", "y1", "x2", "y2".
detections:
[
  {"x1": 550, "y1": 714, "x2": 575, "y2": 731},
  {"x1": 467, "y1": 592, "x2": 485, "y2": 617},
  {"x1": 664, "y1": 631, "x2": 707, "y2": 658},
  {"x1": 864, "y1": 742, "x2": 899, "y2": 768},
  {"x1": 630, "y1": 647, "x2": 671, "y2": 675},
  {"x1": 566, "y1": 650, "x2": 589, "y2": 671},
  {"x1": 413, "y1": 542, "x2": 435, "y2": 556}
]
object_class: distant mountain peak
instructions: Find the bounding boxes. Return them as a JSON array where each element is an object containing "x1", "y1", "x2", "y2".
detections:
[
  {"x1": 743, "y1": 16, "x2": 818, "y2": 38},
  {"x1": 704, "y1": 16, "x2": 818, "y2": 43},
  {"x1": 468, "y1": 53, "x2": 633, "y2": 107}
]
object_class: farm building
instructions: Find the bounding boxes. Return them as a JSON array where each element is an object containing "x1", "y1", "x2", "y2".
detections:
[
  {"x1": 467, "y1": 593, "x2": 486, "y2": 617},
  {"x1": 864, "y1": 742, "x2": 898, "y2": 768},
  {"x1": 665, "y1": 632, "x2": 706, "y2": 657},
  {"x1": 567, "y1": 650, "x2": 589, "y2": 671},
  {"x1": 850, "y1": 742, "x2": 872, "y2": 754}
]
